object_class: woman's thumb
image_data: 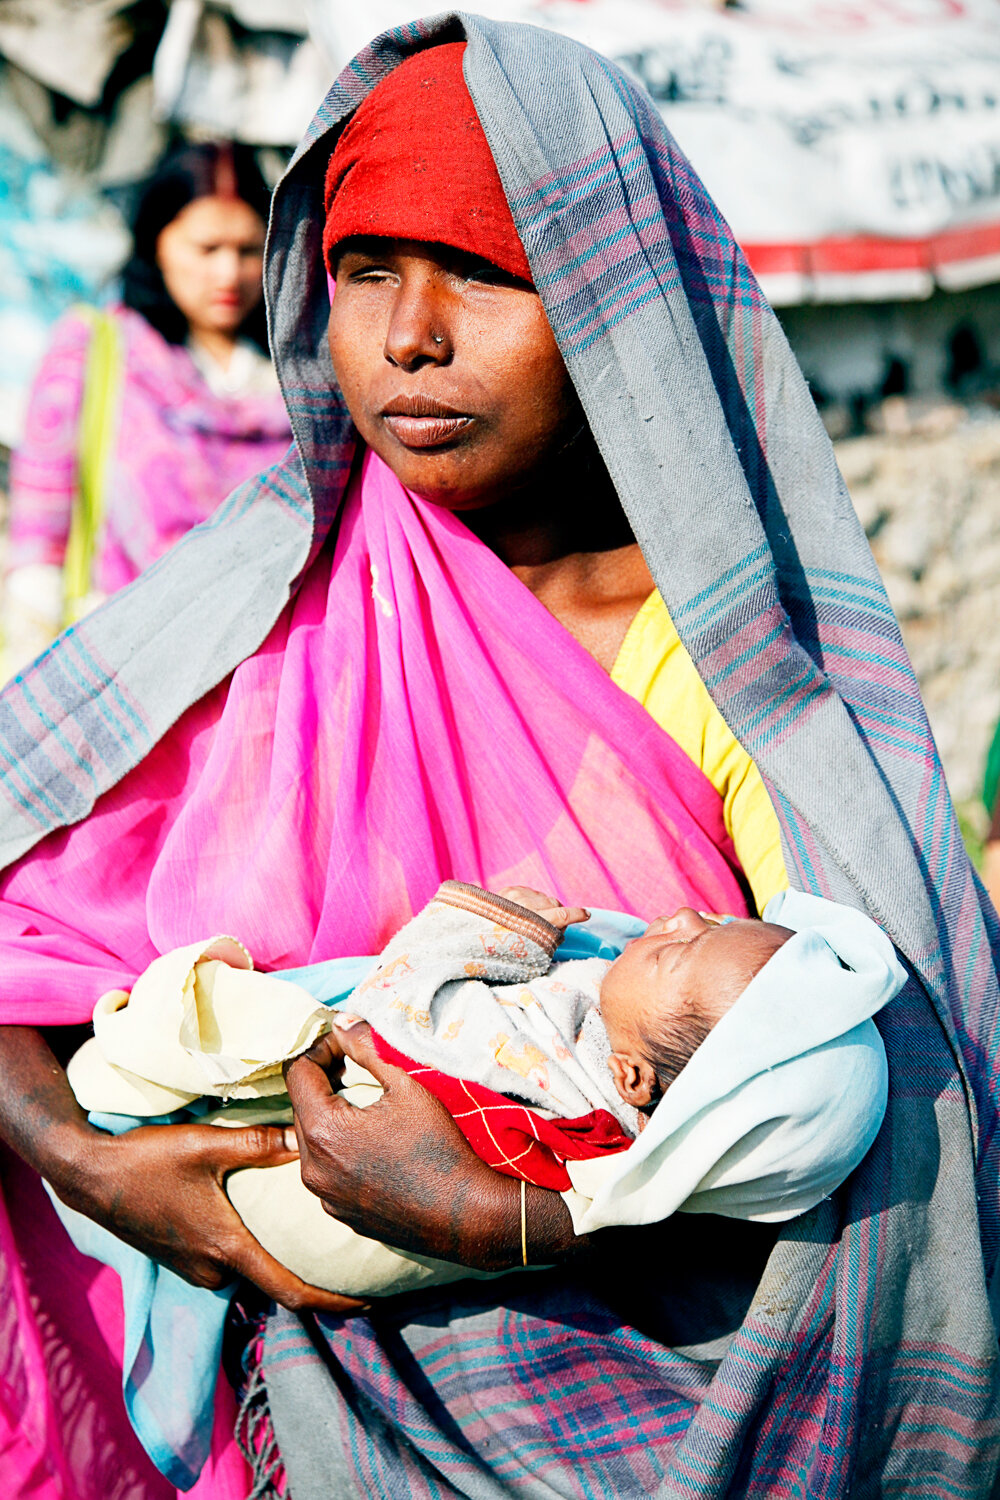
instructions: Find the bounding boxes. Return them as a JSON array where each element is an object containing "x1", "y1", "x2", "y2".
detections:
[{"x1": 327, "y1": 1017, "x2": 402, "y2": 1085}]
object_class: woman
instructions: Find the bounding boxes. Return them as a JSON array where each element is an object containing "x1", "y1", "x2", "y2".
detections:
[
  {"x1": 3, "y1": 141, "x2": 291, "y2": 675},
  {"x1": 0, "y1": 17, "x2": 997, "y2": 1500}
]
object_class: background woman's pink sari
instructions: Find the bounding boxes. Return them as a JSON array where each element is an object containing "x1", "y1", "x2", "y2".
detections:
[{"x1": 0, "y1": 451, "x2": 747, "y2": 1496}]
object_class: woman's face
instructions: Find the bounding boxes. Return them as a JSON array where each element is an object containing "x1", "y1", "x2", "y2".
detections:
[
  {"x1": 328, "y1": 238, "x2": 579, "y2": 510},
  {"x1": 156, "y1": 195, "x2": 266, "y2": 339}
]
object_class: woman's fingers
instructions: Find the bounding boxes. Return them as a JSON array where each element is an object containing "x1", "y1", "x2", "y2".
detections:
[
  {"x1": 284, "y1": 1046, "x2": 350, "y2": 1120},
  {"x1": 204, "y1": 1121, "x2": 301, "y2": 1169},
  {"x1": 282, "y1": 1046, "x2": 365, "y2": 1183},
  {"x1": 156, "y1": 1124, "x2": 369, "y2": 1312},
  {"x1": 323, "y1": 1017, "x2": 408, "y2": 1089},
  {"x1": 225, "y1": 1223, "x2": 368, "y2": 1316},
  {"x1": 298, "y1": 1029, "x2": 348, "y2": 1075}
]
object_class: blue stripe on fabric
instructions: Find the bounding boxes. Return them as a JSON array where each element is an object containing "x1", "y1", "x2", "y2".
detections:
[
  {"x1": 773, "y1": 786, "x2": 822, "y2": 894},
  {"x1": 670, "y1": 547, "x2": 773, "y2": 629},
  {"x1": 0, "y1": 736, "x2": 66, "y2": 823},
  {"x1": 701, "y1": 622, "x2": 785, "y2": 691},
  {"x1": 740, "y1": 667, "x2": 821, "y2": 740},
  {"x1": 513, "y1": 137, "x2": 652, "y2": 218},
  {"x1": 67, "y1": 633, "x2": 148, "y2": 745},
  {"x1": 16, "y1": 682, "x2": 99, "y2": 793}
]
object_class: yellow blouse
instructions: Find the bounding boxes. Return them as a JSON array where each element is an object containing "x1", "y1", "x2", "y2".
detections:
[{"x1": 611, "y1": 591, "x2": 789, "y2": 914}]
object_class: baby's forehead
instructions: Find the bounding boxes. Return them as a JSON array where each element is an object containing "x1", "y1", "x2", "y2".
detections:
[{"x1": 695, "y1": 916, "x2": 792, "y2": 970}]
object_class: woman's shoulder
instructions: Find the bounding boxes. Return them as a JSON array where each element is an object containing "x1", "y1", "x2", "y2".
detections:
[
  {"x1": 36, "y1": 305, "x2": 105, "y2": 368},
  {"x1": 611, "y1": 590, "x2": 691, "y2": 706}
]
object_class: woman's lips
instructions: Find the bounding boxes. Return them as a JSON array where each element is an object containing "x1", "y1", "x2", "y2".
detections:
[
  {"x1": 380, "y1": 398, "x2": 474, "y2": 449},
  {"x1": 382, "y1": 412, "x2": 473, "y2": 449}
]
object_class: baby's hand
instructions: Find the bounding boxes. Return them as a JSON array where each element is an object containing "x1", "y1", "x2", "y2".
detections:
[{"x1": 498, "y1": 885, "x2": 590, "y2": 931}]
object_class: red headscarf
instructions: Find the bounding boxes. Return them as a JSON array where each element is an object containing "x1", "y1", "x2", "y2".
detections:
[{"x1": 323, "y1": 42, "x2": 533, "y2": 283}]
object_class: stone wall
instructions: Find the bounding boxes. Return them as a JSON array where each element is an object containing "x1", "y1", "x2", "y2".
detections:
[{"x1": 835, "y1": 403, "x2": 1000, "y2": 817}]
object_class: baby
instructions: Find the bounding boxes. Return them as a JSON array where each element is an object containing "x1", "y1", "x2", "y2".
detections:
[
  {"x1": 339, "y1": 880, "x2": 794, "y2": 1150},
  {"x1": 66, "y1": 880, "x2": 902, "y2": 1296},
  {"x1": 500, "y1": 884, "x2": 792, "y2": 1116}
]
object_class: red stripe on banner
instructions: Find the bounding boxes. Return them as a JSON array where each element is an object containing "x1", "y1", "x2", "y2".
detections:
[
  {"x1": 744, "y1": 220, "x2": 1000, "y2": 280},
  {"x1": 809, "y1": 237, "x2": 927, "y2": 273},
  {"x1": 742, "y1": 243, "x2": 807, "y2": 275},
  {"x1": 929, "y1": 219, "x2": 1000, "y2": 267}
]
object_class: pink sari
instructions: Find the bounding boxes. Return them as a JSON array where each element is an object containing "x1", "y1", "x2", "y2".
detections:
[
  {"x1": 0, "y1": 451, "x2": 749, "y2": 1496},
  {"x1": 8, "y1": 307, "x2": 291, "y2": 594}
]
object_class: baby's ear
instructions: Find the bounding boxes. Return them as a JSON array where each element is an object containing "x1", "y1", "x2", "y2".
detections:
[{"x1": 608, "y1": 1052, "x2": 657, "y2": 1108}]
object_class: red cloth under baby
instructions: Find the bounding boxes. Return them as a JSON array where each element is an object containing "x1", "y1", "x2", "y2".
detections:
[{"x1": 372, "y1": 1031, "x2": 633, "y2": 1190}]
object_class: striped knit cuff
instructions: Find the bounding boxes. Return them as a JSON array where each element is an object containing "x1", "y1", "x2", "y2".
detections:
[{"x1": 432, "y1": 881, "x2": 562, "y2": 957}]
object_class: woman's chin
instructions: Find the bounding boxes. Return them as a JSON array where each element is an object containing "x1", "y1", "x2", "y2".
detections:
[
  {"x1": 404, "y1": 478, "x2": 498, "y2": 513},
  {"x1": 198, "y1": 306, "x2": 254, "y2": 336},
  {"x1": 365, "y1": 440, "x2": 499, "y2": 512}
]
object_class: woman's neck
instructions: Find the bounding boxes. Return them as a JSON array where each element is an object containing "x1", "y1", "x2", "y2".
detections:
[
  {"x1": 463, "y1": 431, "x2": 635, "y2": 567},
  {"x1": 463, "y1": 433, "x2": 656, "y2": 673},
  {"x1": 188, "y1": 326, "x2": 240, "y2": 370}
]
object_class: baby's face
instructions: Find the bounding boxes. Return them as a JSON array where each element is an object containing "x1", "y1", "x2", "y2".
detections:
[{"x1": 599, "y1": 906, "x2": 791, "y2": 1065}]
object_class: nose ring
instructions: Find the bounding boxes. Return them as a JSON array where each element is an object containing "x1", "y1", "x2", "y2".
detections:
[{"x1": 431, "y1": 332, "x2": 444, "y2": 345}]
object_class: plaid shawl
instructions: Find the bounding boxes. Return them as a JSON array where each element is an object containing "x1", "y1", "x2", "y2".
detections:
[{"x1": 2, "y1": 11, "x2": 999, "y2": 1496}]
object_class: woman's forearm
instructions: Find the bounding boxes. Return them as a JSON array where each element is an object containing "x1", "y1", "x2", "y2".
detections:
[
  {"x1": 0, "y1": 1025, "x2": 102, "y2": 1202},
  {"x1": 442, "y1": 1163, "x2": 587, "y2": 1271},
  {"x1": 0, "y1": 1026, "x2": 351, "y2": 1309}
]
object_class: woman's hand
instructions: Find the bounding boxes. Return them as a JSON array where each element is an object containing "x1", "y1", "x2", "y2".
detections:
[
  {"x1": 284, "y1": 1021, "x2": 585, "y2": 1270},
  {"x1": 65, "y1": 1119, "x2": 365, "y2": 1315},
  {"x1": 0, "y1": 1025, "x2": 362, "y2": 1315}
]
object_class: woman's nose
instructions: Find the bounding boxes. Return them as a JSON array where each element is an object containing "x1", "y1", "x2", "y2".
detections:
[
  {"x1": 213, "y1": 247, "x2": 241, "y2": 286},
  {"x1": 383, "y1": 284, "x2": 452, "y2": 370}
]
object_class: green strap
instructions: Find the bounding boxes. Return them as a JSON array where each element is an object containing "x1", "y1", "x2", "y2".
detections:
[
  {"x1": 984, "y1": 714, "x2": 1000, "y2": 817},
  {"x1": 62, "y1": 306, "x2": 121, "y2": 626}
]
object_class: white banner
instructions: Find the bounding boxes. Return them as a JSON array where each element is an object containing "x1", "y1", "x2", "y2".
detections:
[{"x1": 303, "y1": 0, "x2": 1000, "y2": 303}]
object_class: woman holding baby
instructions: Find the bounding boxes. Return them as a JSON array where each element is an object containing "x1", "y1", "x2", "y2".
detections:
[{"x1": 0, "y1": 17, "x2": 996, "y2": 1500}]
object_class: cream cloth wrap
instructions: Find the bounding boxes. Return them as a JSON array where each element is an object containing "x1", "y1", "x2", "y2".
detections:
[{"x1": 67, "y1": 937, "x2": 504, "y2": 1297}]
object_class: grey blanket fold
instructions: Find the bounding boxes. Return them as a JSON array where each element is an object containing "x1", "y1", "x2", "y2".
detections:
[{"x1": 350, "y1": 881, "x2": 634, "y2": 1128}]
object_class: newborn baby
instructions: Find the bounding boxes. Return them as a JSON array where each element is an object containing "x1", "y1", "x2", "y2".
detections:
[
  {"x1": 66, "y1": 882, "x2": 903, "y2": 1295},
  {"x1": 341, "y1": 881, "x2": 793, "y2": 1147},
  {"x1": 501, "y1": 884, "x2": 792, "y2": 1118}
]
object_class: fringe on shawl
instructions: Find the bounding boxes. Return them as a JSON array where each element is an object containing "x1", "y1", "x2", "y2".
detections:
[{"x1": 234, "y1": 1327, "x2": 289, "y2": 1499}]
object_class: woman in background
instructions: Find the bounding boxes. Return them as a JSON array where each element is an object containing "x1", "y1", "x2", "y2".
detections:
[{"x1": 2, "y1": 140, "x2": 291, "y2": 674}]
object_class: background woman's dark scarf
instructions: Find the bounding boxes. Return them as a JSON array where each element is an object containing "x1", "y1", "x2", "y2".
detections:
[{"x1": 0, "y1": 11, "x2": 998, "y2": 1495}]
